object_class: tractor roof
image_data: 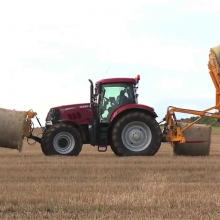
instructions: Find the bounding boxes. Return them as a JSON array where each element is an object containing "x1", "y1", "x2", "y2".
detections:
[{"x1": 96, "y1": 77, "x2": 137, "y2": 84}]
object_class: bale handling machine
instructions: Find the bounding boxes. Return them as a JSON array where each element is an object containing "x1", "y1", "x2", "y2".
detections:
[{"x1": 13, "y1": 45, "x2": 220, "y2": 156}]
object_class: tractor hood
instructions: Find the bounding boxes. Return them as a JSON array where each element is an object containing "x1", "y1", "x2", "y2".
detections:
[
  {"x1": 46, "y1": 103, "x2": 91, "y2": 125},
  {"x1": 52, "y1": 103, "x2": 90, "y2": 112}
]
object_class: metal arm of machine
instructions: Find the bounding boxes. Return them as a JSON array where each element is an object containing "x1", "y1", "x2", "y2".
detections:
[
  {"x1": 163, "y1": 105, "x2": 220, "y2": 143},
  {"x1": 162, "y1": 49, "x2": 220, "y2": 144},
  {"x1": 23, "y1": 110, "x2": 37, "y2": 137}
]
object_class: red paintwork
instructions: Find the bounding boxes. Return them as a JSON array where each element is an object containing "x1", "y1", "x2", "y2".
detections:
[
  {"x1": 52, "y1": 103, "x2": 92, "y2": 124},
  {"x1": 52, "y1": 102, "x2": 157, "y2": 125},
  {"x1": 50, "y1": 77, "x2": 157, "y2": 126},
  {"x1": 109, "y1": 103, "x2": 157, "y2": 122},
  {"x1": 52, "y1": 103, "x2": 90, "y2": 110},
  {"x1": 96, "y1": 78, "x2": 137, "y2": 84}
]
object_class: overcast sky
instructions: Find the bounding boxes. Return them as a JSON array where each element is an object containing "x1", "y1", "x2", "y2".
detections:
[{"x1": 0, "y1": 0, "x2": 220, "y2": 125}]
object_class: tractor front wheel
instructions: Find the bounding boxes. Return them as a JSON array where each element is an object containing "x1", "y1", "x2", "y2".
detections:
[
  {"x1": 110, "y1": 112, "x2": 162, "y2": 156},
  {"x1": 41, "y1": 123, "x2": 82, "y2": 156}
]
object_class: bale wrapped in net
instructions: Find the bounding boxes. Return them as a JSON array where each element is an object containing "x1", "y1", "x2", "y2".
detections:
[
  {"x1": 0, "y1": 108, "x2": 27, "y2": 151},
  {"x1": 173, "y1": 122, "x2": 211, "y2": 156},
  {"x1": 208, "y1": 44, "x2": 220, "y2": 76}
]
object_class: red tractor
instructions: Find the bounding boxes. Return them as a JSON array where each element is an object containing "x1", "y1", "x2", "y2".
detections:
[{"x1": 32, "y1": 75, "x2": 162, "y2": 156}]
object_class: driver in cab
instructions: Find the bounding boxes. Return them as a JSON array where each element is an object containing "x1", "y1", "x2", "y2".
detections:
[{"x1": 116, "y1": 89, "x2": 130, "y2": 106}]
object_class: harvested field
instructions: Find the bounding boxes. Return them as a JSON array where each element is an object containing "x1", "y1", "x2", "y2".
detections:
[{"x1": 0, "y1": 128, "x2": 220, "y2": 219}]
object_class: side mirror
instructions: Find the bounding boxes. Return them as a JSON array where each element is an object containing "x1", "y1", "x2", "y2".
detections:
[{"x1": 98, "y1": 82, "x2": 102, "y2": 94}]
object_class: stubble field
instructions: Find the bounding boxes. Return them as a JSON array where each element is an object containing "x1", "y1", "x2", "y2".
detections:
[{"x1": 0, "y1": 128, "x2": 220, "y2": 219}]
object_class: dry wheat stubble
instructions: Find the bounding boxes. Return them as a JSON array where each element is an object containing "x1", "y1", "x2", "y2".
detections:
[{"x1": 0, "y1": 131, "x2": 220, "y2": 219}]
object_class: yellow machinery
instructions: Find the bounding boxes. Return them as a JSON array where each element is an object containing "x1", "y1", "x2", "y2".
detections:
[
  {"x1": 162, "y1": 46, "x2": 220, "y2": 144},
  {"x1": 23, "y1": 110, "x2": 37, "y2": 138}
]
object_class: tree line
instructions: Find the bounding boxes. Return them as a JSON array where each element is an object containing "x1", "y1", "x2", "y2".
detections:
[{"x1": 179, "y1": 111, "x2": 220, "y2": 127}]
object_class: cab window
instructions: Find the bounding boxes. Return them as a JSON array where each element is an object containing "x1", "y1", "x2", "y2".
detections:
[{"x1": 99, "y1": 83, "x2": 135, "y2": 121}]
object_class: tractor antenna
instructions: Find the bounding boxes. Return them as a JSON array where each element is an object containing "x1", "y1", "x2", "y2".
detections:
[{"x1": 102, "y1": 65, "x2": 110, "y2": 79}]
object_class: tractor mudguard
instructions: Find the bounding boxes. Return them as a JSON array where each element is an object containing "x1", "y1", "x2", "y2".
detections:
[
  {"x1": 56, "y1": 119, "x2": 84, "y2": 138},
  {"x1": 109, "y1": 103, "x2": 158, "y2": 123}
]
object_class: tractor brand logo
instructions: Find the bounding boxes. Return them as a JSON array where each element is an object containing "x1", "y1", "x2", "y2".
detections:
[
  {"x1": 64, "y1": 105, "x2": 89, "y2": 111},
  {"x1": 79, "y1": 105, "x2": 90, "y2": 108}
]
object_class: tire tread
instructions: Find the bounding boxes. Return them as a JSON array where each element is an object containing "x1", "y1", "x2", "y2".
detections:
[{"x1": 111, "y1": 111, "x2": 161, "y2": 156}]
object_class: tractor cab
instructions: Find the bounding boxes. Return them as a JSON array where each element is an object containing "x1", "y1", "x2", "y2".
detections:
[
  {"x1": 88, "y1": 75, "x2": 141, "y2": 147},
  {"x1": 89, "y1": 76, "x2": 140, "y2": 122},
  {"x1": 96, "y1": 76, "x2": 140, "y2": 122}
]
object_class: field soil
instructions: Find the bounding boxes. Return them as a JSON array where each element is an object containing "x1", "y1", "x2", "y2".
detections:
[{"x1": 0, "y1": 128, "x2": 220, "y2": 219}]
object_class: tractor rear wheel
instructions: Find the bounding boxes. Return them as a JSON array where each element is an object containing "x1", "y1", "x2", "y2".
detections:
[
  {"x1": 110, "y1": 112, "x2": 162, "y2": 156},
  {"x1": 41, "y1": 123, "x2": 82, "y2": 156}
]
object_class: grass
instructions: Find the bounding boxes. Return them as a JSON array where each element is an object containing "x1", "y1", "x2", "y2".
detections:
[{"x1": 0, "y1": 128, "x2": 220, "y2": 219}]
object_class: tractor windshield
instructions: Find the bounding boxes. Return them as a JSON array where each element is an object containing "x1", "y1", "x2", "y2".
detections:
[{"x1": 99, "y1": 83, "x2": 137, "y2": 122}]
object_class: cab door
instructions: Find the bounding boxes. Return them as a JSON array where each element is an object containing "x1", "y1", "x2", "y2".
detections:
[{"x1": 98, "y1": 83, "x2": 135, "y2": 123}]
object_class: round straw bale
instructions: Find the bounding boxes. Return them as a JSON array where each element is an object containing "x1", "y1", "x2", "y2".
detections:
[
  {"x1": 209, "y1": 45, "x2": 220, "y2": 76},
  {"x1": 173, "y1": 122, "x2": 211, "y2": 156},
  {"x1": 0, "y1": 108, "x2": 27, "y2": 151}
]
